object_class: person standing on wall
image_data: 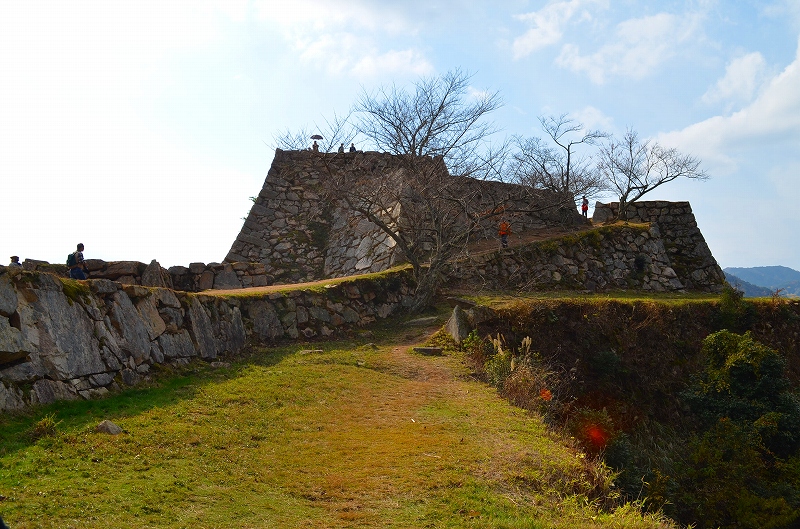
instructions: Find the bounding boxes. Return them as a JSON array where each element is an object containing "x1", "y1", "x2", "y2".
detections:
[
  {"x1": 498, "y1": 219, "x2": 511, "y2": 248},
  {"x1": 67, "y1": 243, "x2": 89, "y2": 280},
  {"x1": 581, "y1": 196, "x2": 589, "y2": 218}
]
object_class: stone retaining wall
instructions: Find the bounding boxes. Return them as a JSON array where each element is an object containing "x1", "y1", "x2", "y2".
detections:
[
  {"x1": 225, "y1": 149, "x2": 584, "y2": 283},
  {"x1": 448, "y1": 224, "x2": 691, "y2": 292},
  {"x1": 593, "y1": 201, "x2": 725, "y2": 291},
  {"x1": 21, "y1": 258, "x2": 277, "y2": 292},
  {"x1": 0, "y1": 267, "x2": 415, "y2": 412}
]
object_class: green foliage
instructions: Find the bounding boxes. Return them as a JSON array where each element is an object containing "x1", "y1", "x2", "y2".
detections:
[
  {"x1": 689, "y1": 330, "x2": 800, "y2": 456},
  {"x1": 674, "y1": 330, "x2": 800, "y2": 528},
  {"x1": 676, "y1": 419, "x2": 800, "y2": 529},
  {"x1": 716, "y1": 282, "x2": 758, "y2": 331},
  {"x1": 567, "y1": 407, "x2": 618, "y2": 457},
  {"x1": 29, "y1": 413, "x2": 61, "y2": 441},
  {"x1": 484, "y1": 334, "x2": 512, "y2": 389}
]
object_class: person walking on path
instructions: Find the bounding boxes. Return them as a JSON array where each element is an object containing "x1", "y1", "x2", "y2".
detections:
[
  {"x1": 581, "y1": 196, "x2": 589, "y2": 218},
  {"x1": 8, "y1": 256, "x2": 22, "y2": 267},
  {"x1": 498, "y1": 220, "x2": 511, "y2": 248},
  {"x1": 68, "y1": 243, "x2": 89, "y2": 280}
]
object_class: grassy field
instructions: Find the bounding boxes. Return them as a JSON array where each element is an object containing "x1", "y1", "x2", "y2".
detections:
[{"x1": 0, "y1": 325, "x2": 675, "y2": 528}]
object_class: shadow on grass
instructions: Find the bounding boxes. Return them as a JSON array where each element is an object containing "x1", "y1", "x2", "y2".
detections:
[
  {"x1": 0, "y1": 305, "x2": 451, "y2": 458},
  {"x1": 0, "y1": 345, "x2": 298, "y2": 457}
]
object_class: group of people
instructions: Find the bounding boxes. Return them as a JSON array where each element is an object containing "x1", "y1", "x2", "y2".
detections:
[
  {"x1": 7, "y1": 243, "x2": 89, "y2": 280},
  {"x1": 311, "y1": 141, "x2": 357, "y2": 153}
]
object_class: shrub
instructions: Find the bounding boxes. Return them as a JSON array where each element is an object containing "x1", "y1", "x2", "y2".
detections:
[
  {"x1": 29, "y1": 413, "x2": 61, "y2": 441},
  {"x1": 675, "y1": 330, "x2": 800, "y2": 528},
  {"x1": 484, "y1": 334, "x2": 512, "y2": 389},
  {"x1": 567, "y1": 407, "x2": 618, "y2": 457},
  {"x1": 716, "y1": 282, "x2": 757, "y2": 331}
]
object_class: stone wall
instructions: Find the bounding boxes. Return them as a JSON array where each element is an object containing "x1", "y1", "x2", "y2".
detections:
[
  {"x1": 593, "y1": 201, "x2": 725, "y2": 291},
  {"x1": 225, "y1": 149, "x2": 584, "y2": 283},
  {"x1": 22, "y1": 259, "x2": 277, "y2": 292},
  {"x1": 448, "y1": 224, "x2": 694, "y2": 292},
  {"x1": 0, "y1": 267, "x2": 415, "y2": 412}
]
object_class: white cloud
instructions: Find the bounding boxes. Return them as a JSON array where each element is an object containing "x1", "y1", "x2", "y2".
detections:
[
  {"x1": 556, "y1": 12, "x2": 703, "y2": 83},
  {"x1": 659, "y1": 38, "x2": 800, "y2": 175},
  {"x1": 761, "y1": 0, "x2": 800, "y2": 28},
  {"x1": 352, "y1": 49, "x2": 434, "y2": 78},
  {"x1": 570, "y1": 106, "x2": 615, "y2": 133},
  {"x1": 511, "y1": 0, "x2": 606, "y2": 59},
  {"x1": 702, "y1": 52, "x2": 767, "y2": 106},
  {"x1": 254, "y1": 0, "x2": 415, "y2": 35},
  {"x1": 253, "y1": 0, "x2": 431, "y2": 78}
]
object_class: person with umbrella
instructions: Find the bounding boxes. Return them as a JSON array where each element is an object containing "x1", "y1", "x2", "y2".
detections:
[{"x1": 310, "y1": 134, "x2": 323, "y2": 152}]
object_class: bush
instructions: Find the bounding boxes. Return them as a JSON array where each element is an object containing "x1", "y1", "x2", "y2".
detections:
[
  {"x1": 567, "y1": 407, "x2": 618, "y2": 457},
  {"x1": 675, "y1": 330, "x2": 800, "y2": 528},
  {"x1": 29, "y1": 413, "x2": 61, "y2": 441}
]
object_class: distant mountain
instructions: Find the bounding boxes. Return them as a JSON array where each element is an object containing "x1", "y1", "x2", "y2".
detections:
[
  {"x1": 723, "y1": 272, "x2": 774, "y2": 298},
  {"x1": 723, "y1": 266, "x2": 800, "y2": 297}
]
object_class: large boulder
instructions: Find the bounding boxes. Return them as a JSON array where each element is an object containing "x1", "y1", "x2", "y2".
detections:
[
  {"x1": 32, "y1": 379, "x2": 79, "y2": 405},
  {"x1": 186, "y1": 297, "x2": 219, "y2": 359},
  {"x1": 14, "y1": 274, "x2": 106, "y2": 380},
  {"x1": 446, "y1": 305, "x2": 471, "y2": 344},
  {"x1": 107, "y1": 291, "x2": 153, "y2": 365},
  {"x1": 213, "y1": 268, "x2": 242, "y2": 289},
  {"x1": 0, "y1": 274, "x2": 18, "y2": 316},
  {"x1": 141, "y1": 260, "x2": 171, "y2": 288},
  {"x1": 102, "y1": 261, "x2": 145, "y2": 280}
]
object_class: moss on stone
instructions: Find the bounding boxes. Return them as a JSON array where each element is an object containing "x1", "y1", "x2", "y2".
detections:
[{"x1": 59, "y1": 278, "x2": 91, "y2": 305}]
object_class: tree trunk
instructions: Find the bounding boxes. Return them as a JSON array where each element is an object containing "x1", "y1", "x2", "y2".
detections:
[{"x1": 408, "y1": 266, "x2": 441, "y2": 313}]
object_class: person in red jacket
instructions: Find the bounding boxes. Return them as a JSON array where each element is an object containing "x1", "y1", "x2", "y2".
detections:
[
  {"x1": 498, "y1": 220, "x2": 511, "y2": 248},
  {"x1": 581, "y1": 196, "x2": 589, "y2": 218}
]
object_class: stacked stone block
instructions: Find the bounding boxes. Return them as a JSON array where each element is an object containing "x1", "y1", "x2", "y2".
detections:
[
  {"x1": 0, "y1": 266, "x2": 415, "y2": 412},
  {"x1": 225, "y1": 149, "x2": 584, "y2": 283},
  {"x1": 593, "y1": 201, "x2": 725, "y2": 292},
  {"x1": 448, "y1": 225, "x2": 689, "y2": 292}
]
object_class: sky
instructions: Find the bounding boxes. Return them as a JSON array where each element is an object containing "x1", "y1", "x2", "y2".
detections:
[{"x1": 2, "y1": 0, "x2": 799, "y2": 271}]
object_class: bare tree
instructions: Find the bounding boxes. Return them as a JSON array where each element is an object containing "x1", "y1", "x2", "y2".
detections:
[
  {"x1": 273, "y1": 111, "x2": 356, "y2": 153},
  {"x1": 510, "y1": 114, "x2": 608, "y2": 205},
  {"x1": 321, "y1": 69, "x2": 506, "y2": 312},
  {"x1": 598, "y1": 129, "x2": 709, "y2": 221}
]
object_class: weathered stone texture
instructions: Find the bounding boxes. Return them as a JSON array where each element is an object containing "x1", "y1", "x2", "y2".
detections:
[
  {"x1": 446, "y1": 223, "x2": 723, "y2": 293},
  {"x1": 0, "y1": 267, "x2": 415, "y2": 412},
  {"x1": 593, "y1": 201, "x2": 725, "y2": 292},
  {"x1": 226, "y1": 149, "x2": 583, "y2": 283}
]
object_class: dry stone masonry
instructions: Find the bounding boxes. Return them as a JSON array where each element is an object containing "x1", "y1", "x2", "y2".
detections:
[
  {"x1": 448, "y1": 202, "x2": 724, "y2": 293},
  {"x1": 593, "y1": 201, "x2": 725, "y2": 291},
  {"x1": 0, "y1": 267, "x2": 415, "y2": 412},
  {"x1": 225, "y1": 149, "x2": 583, "y2": 283},
  {"x1": 1, "y1": 152, "x2": 727, "y2": 413},
  {"x1": 21, "y1": 258, "x2": 276, "y2": 292},
  {"x1": 450, "y1": 224, "x2": 689, "y2": 292}
]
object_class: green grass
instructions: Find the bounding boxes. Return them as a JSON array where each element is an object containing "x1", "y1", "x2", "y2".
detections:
[
  {"x1": 458, "y1": 289, "x2": 721, "y2": 308},
  {"x1": 0, "y1": 334, "x2": 674, "y2": 528},
  {"x1": 202, "y1": 264, "x2": 415, "y2": 298}
]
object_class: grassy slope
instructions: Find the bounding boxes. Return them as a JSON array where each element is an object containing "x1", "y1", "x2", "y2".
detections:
[{"x1": 0, "y1": 328, "x2": 673, "y2": 529}]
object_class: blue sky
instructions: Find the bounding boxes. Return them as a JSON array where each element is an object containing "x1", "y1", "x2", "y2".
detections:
[{"x1": 2, "y1": 0, "x2": 799, "y2": 271}]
